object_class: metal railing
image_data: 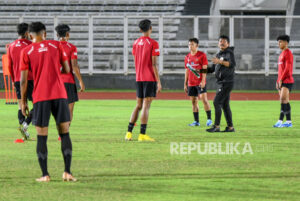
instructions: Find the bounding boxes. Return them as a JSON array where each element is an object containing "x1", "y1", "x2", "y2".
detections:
[{"x1": 1, "y1": 15, "x2": 300, "y2": 75}]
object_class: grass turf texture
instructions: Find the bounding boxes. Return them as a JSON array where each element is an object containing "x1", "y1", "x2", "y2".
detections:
[{"x1": 0, "y1": 99, "x2": 299, "y2": 201}]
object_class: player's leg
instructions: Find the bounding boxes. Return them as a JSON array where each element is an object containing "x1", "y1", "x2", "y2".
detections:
[
  {"x1": 69, "y1": 102, "x2": 75, "y2": 122},
  {"x1": 17, "y1": 100, "x2": 25, "y2": 124},
  {"x1": 207, "y1": 84, "x2": 229, "y2": 132},
  {"x1": 138, "y1": 97, "x2": 154, "y2": 141},
  {"x1": 138, "y1": 82, "x2": 156, "y2": 141},
  {"x1": 199, "y1": 88, "x2": 212, "y2": 126},
  {"x1": 33, "y1": 101, "x2": 51, "y2": 182},
  {"x1": 57, "y1": 122, "x2": 75, "y2": 181},
  {"x1": 126, "y1": 82, "x2": 143, "y2": 141},
  {"x1": 187, "y1": 86, "x2": 200, "y2": 126},
  {"x1": 273, "y1": 87, "x2": 284, "y2": 127},
  {"x1": 189, "y1": 96, "x2": 200, "y2": 126},
  {"x1": 221, "y1": 91, "x2": 235, "y2": 132},
  {"x1": 273, "y1": 86, "x2": 289, "y2": 127},
  {"x1": 65, "y1": 83, "x2": 79, "y2": 124},
  {"x1": 52, "y1": 99, "x2": 75, "y2": 181},
  {"x1": 281, "y1": 86, "x2": 292, "y2": 127},
  {"x1": 125, "y1": 98, "x2": 143, "y2": 141},
  {"x1": 21, "y1": 80, "x2": 34, "y2": 139},
  {"x1": 14, "y1": 82, "x2": 26, "y2": 138}
]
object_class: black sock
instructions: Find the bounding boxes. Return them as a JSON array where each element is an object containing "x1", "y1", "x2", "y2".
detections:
[
  {"x1": 25, "y1": 109, "x2": 34, "y2": 125},
  {"x1": 193, "y1": 112, "x2": 199, "y2": 123},
  {"x1": 18, "y1": 109, "x2": 25, "y2": 125},
  {"x1": 127, "y1": 122, "x2": 134, "y2": 132},
  {"x1": 279, "y1": 104, "x2": 284, "y2": 121},
  {"x1": 37, "y1": 135, "x2": 49, "y2": 177},
  {"x1": 206, "y1": 110, "x2": 211, "y2": 120},
  {"x1": 140, "y1": 124, "x2": 147, "y2": 135},
  {"x1": 286, "y1": 103, "x2": 291, "y2": 121},
  {"x1": 59, "y1": 133, "x2": 72, "y2": 174}
]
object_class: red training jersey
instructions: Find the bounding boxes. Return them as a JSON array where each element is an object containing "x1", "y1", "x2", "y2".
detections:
[
  {"x1": 59, "y1": 41, "x2": 77, "y2": 84},
  {"x1": 20, "y1": 40, "x2": 69, "y2": 104},
  {"x1": 185, "y1": 51, "x2": 208, "y2": 86},
  {"x1": 7, "y1": 39, "x2": 33, "y2": 82},
  {"x1": 132, "y1": 36, "x2": 160, "y2": 82},
  {"x1": 277, "y1": 48, "x2": 294, "y2": 84}
]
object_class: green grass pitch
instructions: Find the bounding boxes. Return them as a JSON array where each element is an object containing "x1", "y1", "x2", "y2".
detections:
[{"x1": 0, "y1": 99, "x2": 299, "y2": 201}]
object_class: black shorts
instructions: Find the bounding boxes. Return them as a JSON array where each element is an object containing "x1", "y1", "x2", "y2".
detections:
[
  {"x1": 64, "y1": 83, "x2": 79, "y2": 104},
  {"x1": 281, "y1": 83, "x2": 293, "y2": 92},
  {"x1": 188, "y1": 86, "x2": 207, "y2": 97},
  {"x1": 14, "y1": 80, "x2": 33, "y2": 101},
  {"x1": 136, "y1": 81, "x2": 157, "y2": 98},
  {"x1": 33, "y1": 99, "x2": 70, "y2": 127}
]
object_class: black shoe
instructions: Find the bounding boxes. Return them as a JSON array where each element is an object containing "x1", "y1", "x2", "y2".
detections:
[
  {"x1": 206, "y1": 125, "x2": 220, "y2": 133},
  {"x1": 222, "y1": 127, "x2": 235, "y2": 132}
]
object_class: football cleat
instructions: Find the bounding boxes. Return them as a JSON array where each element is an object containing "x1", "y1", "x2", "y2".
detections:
[
  {"x1": 125, "y1": 132, "x2": 132, "y2": 141},
  {"x1": 206, "y1": 125, "x2": 220, "y2": 133},
  {"x1": 206, "y1": 119, "x2": 213, "y2": 127},
  {"x1": 273, "y1": 121, "x2": 283, "y2": 128},
  {"x1": 188, "y1": 121, "x2": 200, "y2": 126},
  {"x1": 282, "y1": 122, "x2": 292, "y2": 128},
  {"x1": 138, "y1": 134, "x2": 155, "y2": 142}
]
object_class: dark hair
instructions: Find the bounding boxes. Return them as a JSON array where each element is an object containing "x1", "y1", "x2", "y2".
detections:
[
  {"x1": 188, "y1": 38, "x2": 199, "y2": 44},
  {"x1": 29, "y1": 22, "x2": 46, "y2": 34},
  {"x1": 219, "y1": 35, "x2": 230, "y2": 43},
  {"x1": 277, "y1": 34, "x2": 290, "y2": 43},
  {"x1": 55, "y1": 24, "x2": 70, "y2": 37},
  {"x1": 17, "y1": 23, "x2": 29, "y2": 36},
  {"x1": 139, "y1": 19, "x2": 152, "y2": 32}
]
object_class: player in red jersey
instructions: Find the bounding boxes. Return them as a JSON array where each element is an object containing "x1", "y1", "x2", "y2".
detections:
[
  {"x1": 7, "y1": 23, "x2": 33, "y2": 140},
  {"x1": 125, "y1": 19, "x2": 161, "y2": 142},
  {"x1": 20, "y1": 22, "x2": 76, "y2": 182},
  {"x1": 273, "y1": 35, "x2": 294, "y2": 128},
  {"x1": 184, "y1": 38, "x2": 212, "y2": 127},
  {"x1": 55, "y1": 24, "x2": 85, "y2": 123}
]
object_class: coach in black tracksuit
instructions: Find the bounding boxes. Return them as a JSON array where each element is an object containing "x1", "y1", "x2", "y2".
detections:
[{"x1": 206, "y1": 35, "x2": 235, "y2": 133}]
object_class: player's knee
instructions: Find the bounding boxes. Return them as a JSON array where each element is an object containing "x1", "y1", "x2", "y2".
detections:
[
  {"x1": 213, "y1": 99, "x2": 219, "y2": 106},
  {"x1": 280, "y1": 97, "x2": 288, "y2": 103},
  {"x1": 191, "y1": 98, "x2": 197, "y2": 105},
  {"x1": 202, "y1": 99, "x2": 209, "y2": 106},
  {"x1": 57, "y1": 122, "x2": 69, "y2": 134}
]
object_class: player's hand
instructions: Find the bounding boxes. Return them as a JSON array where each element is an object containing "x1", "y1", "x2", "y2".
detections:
[
  {"x1": 200, "y1": 80, "x2": 206, "y2": 89},
  {"x1": 79, "y1": 81, "x2": 85, "y2": 92},
  {"x1": 276, "y1": 82, "x2": 279, "y2": 90},
  {"x1": 212, "y1": 57, "x2": 220, "y2": 64},
  {"x1": 184, "y1": 85, "x2": 188, "y2": 93},
  {"x1": 21, "y1": 102, "x2": 29, "y2": 117},
  {"x1": 279, "y1": 80, "x2": 282, "y2": 89},
  {"x1": 157, "y1": 82, "x2": 162, "y2": 93}
]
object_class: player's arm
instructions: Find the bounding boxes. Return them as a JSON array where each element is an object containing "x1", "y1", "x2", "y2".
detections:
[
  {"x1": 20, "y1": 70, "x2": 28, "y2": 104},
  {"x1": 152, "y1": 55, "x2": 161, "y2": 93},
  {"x1": 212, "y1": 52, "x2": 235, "y2": 68},
  {"x1": 61, "y1": 60, "x2": 70, "y2": 74},
  {"x1": 59, "y1": 44, "x2": 70, "y2": 74},
  {"x1": 20, "y1": 49, "x2": 29, "y2": 116},
  {"x1": 200, "y1": 65, "x2": 207, "y2": 88},
  {"x1": 184, "y1": 68, "x2": 188, "y2": 93},
  {"x1": 7, "y1": 48, "x2": 15, "y2": 82},
  {"x1": 71, "y1": 59, "x2": 85, "y2": 92},
  {"x1": 207, "y1": 64, "x2": 215, "y2": 73},
  {"x1": 212, "y1": 57, "x2": 230, "y2": 67}
]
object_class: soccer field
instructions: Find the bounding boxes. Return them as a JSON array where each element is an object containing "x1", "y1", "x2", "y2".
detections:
[{"x1": 0, "y1": 99, "x2": 299, "y2": 201}]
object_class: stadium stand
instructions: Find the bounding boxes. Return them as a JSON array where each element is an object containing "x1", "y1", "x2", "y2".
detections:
[
  {"x1": 0, "y1": 0, "x2": 298, "y2": 77},
  {"x1": 0, "y1": 0, "x2": 188, "y2": 73}
]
